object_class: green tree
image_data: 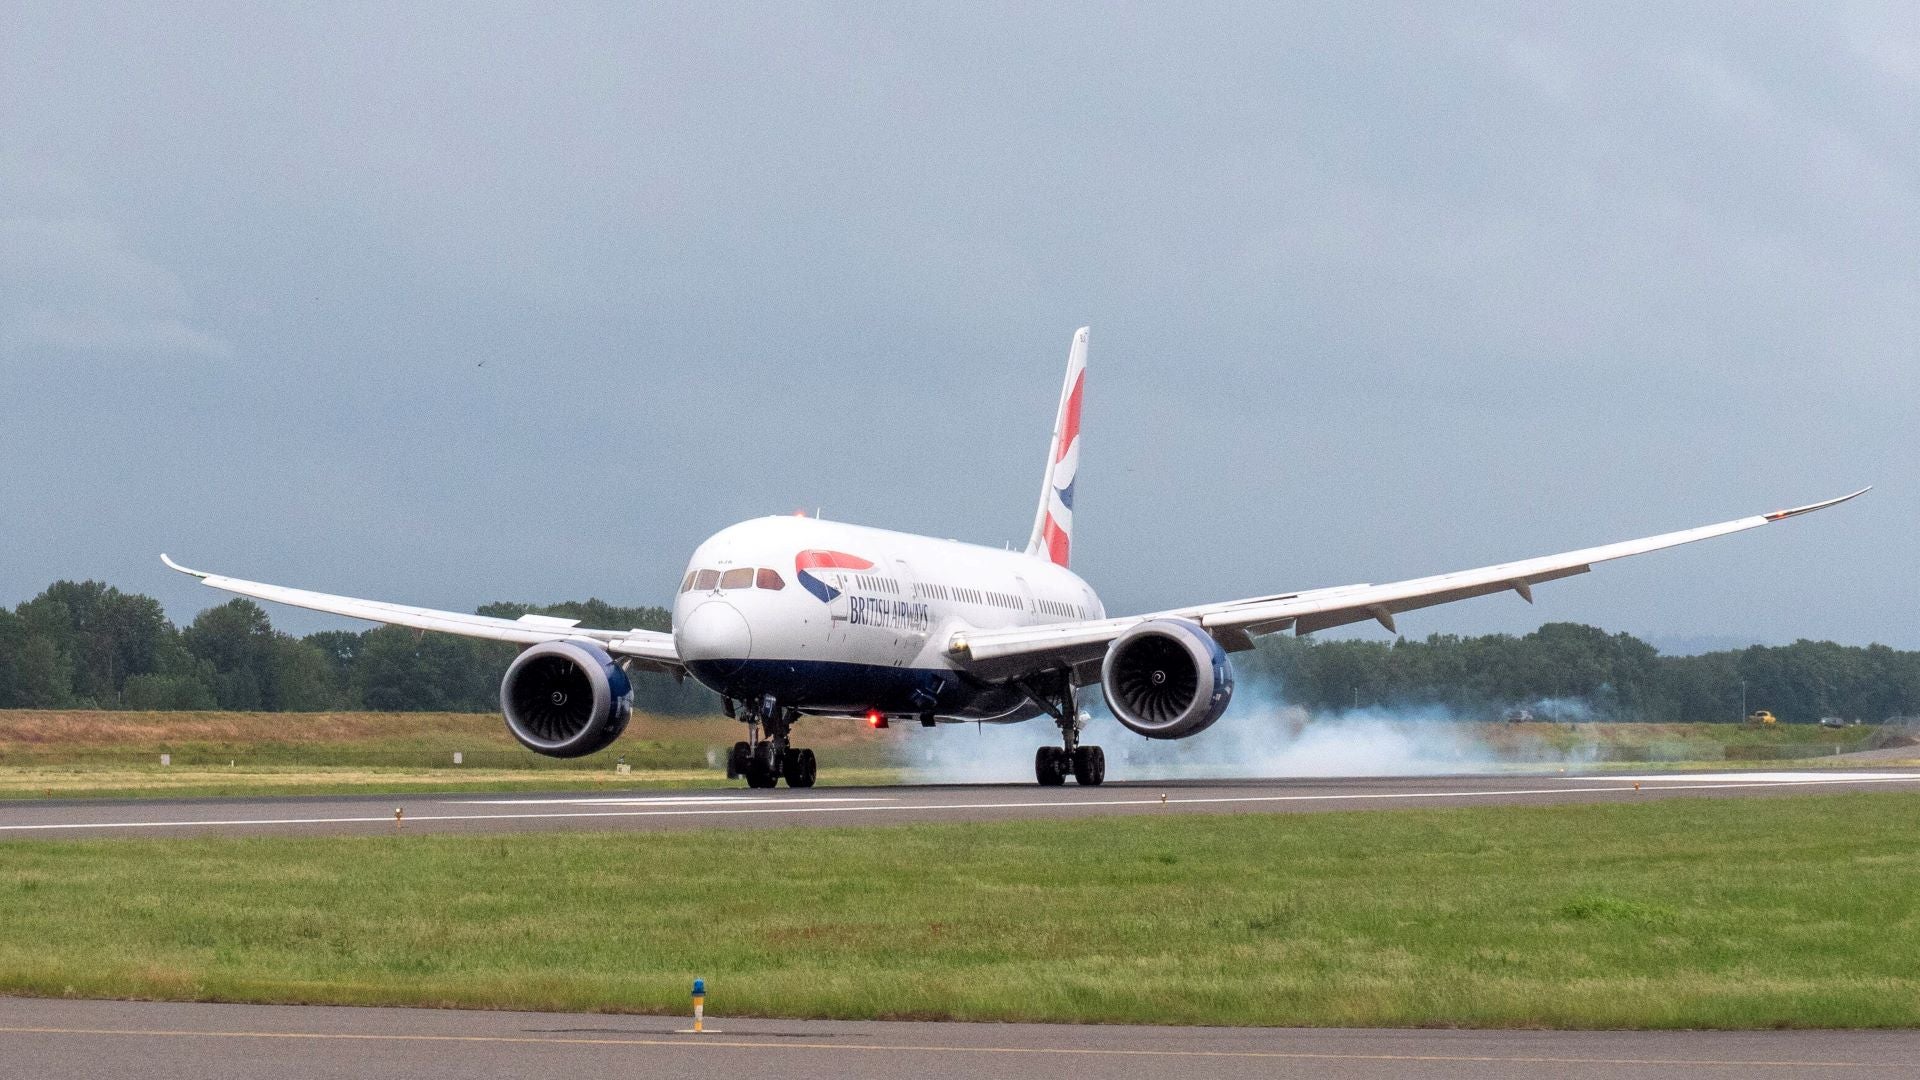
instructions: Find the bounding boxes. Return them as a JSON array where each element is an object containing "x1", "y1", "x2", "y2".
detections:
[
  {"x1": 269, "y1": 636, "x2": 343, "y2": 711},
  {"x1": 303, "y1": 630, "x2": 365, "y2": 703},
  {"x1": 36, "y1": 581, "x2": 172, "y2": 705},
  {"x1": 182, "y1": 599, "x2": 277, "y2": 710},
  {"x1": 8, "y1": 594, "x2": 79, "y2": 707},
  {"x1": 353, "y1": 627, "x2": 505, "y2": 712},
  {"x1": 0, "y1": 608, "x2": 21, "y2": 706},
  {"x1": 122, "y1": 662, "x2": 220, "y2": 710}
]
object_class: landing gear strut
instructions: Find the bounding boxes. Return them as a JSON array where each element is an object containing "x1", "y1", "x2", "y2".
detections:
[
  {"x1": 1020, "y1": 671, "x2": 1104, "y2": 787},
  {"x1": 727, "y1": 697, "x2": 816, "y2": 788}
]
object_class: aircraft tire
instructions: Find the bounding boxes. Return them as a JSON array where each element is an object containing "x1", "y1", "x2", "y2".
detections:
[
  {"x1": 1071, "y1": 745, "x2": 1105, "y2": 786},
  {"x1": 727, "y1": 741, "x2": 751, "y2": 779},
  {"x1": 1035, "y1": 746, "x2": 1068, "y2": 786},
  {"x1": 785, "y1": 748, "x2": 817, "y2": 788},
  {"x1": 746, "y1": 744, "x2": 779, "y2": 788}
]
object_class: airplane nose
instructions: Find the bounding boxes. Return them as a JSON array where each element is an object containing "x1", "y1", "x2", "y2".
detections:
[{"x1": 676, "y1": 601, "x2": 752, "y2": 676}]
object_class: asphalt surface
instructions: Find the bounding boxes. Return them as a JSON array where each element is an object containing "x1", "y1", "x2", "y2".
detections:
[
  {"x1": 5, "y1": 997, "x2": 1917, "y2": 1079},
  {"x1": 3, "y1": 770, "x2": 1919, "y2": 839}
]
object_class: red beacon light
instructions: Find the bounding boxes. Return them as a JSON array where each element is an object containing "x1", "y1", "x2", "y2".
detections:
[{"x1": 865, "y1": 709, "x2": 889, "y2": 729}]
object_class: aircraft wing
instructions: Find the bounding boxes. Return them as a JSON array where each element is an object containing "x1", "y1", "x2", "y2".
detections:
[
  {"x1": 949, "y1": 488, "x2": 1869, "y2": 680},
  {"x1": 160, "y1": 555, "x2": 682, "y2": 673}
]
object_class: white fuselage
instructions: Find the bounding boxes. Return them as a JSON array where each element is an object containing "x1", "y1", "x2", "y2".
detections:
[{"x1": 671, "y1": 516, "x2": 1104, "y2": 722}]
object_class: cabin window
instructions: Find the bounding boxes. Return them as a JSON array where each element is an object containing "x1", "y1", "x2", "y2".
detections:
[
  {"x1": 756, "y1": 568, "x2": 786, "y2": 590},
  {"x1": 720, "y1": 567, "x2": 755, "y2": 590},
  {"x1": 693, "y1": 569, "x2": 720, "y2": 591}
]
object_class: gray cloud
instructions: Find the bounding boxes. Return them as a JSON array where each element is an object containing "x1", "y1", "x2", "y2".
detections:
[
  {"x1": 0, "y1": 215, "x2": 230, "y2": 359},
  {"x1": 0, "y1": 4, "x2": 1912, "y2": 647}
]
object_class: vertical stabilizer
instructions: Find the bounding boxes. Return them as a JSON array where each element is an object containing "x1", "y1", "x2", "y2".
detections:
[{"x1": 1025, "y1": 327, "x2": 1088, "y2": 567}]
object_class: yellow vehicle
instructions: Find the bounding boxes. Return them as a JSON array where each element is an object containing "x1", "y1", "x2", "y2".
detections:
[{"x1": 1746, "y1": 709, "x2": 1778, "y2": 726}]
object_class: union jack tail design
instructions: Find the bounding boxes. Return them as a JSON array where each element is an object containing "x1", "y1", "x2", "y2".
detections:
[{"x1": 1026, "y1": 327, "x2": 1087, "y2": 568}]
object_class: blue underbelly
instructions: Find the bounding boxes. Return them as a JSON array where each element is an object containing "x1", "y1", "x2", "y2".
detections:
[{"x1": 683, "y1": 658, "x2": 1036, "y2": 721}]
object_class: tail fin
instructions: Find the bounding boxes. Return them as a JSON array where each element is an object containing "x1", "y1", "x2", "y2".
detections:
[{"x1": 1026, "y1": 326, "x2": 1088, "y2": 568}]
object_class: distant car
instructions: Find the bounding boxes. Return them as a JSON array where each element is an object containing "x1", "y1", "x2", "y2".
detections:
[
  {"x1": 1503, "y1": 708, "x2": 1535, "y2": 724},
  {"x1": 1819, "y1": 716, "x2": 1847, "y2": 729},
  {"x1": 1746, "y1": 709, "x2": 1778, "y2": 726}
]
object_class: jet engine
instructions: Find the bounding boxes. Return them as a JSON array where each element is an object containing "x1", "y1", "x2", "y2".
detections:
[
  {"x1": 500, "y1": 640, "x2": 632, "y2": 757},
  {"x1": 1099, "y1": 618, "x2": 1234, "y2": 739}
]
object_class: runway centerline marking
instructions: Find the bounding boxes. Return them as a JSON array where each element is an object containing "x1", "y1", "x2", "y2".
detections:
[
  {"x1": 0, "y1": 1025, "x2": 1907, "y2": 1070},
  {"x1": 3, "y1": 775, "x2": 1919, "y2": 833}
]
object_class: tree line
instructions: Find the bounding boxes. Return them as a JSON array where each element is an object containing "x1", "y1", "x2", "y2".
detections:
[
  {"x1": 1238, "y1": 622, "x2": 1920, "y2": 723},
  {"x1": 0, "y1": 580, "x2": 710, "y2": 714},
  {"x1": 0, "y1": 580, "x2": 1914, "y2": 722}
]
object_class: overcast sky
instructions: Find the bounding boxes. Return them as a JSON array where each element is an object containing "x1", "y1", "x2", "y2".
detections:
[{"x1": 2, "y1": 3, "x2": 1914, "y2": 649}]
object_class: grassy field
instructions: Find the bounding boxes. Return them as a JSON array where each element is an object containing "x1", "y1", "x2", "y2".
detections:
[
  {"x1": 1483, "y1": 719, "x2": 1881, "y2": 763},
  {"x1": 0, "y1": 710, "x2": 1901, "y2": 799},
  {"x1": 3, "y1": 791, "x2": 1918, "y2": 1028},
  {"x1": 0, "y1": 710, "x2": 898, "y2": 798}
]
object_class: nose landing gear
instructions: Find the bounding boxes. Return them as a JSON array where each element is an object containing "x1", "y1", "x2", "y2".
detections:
[{"x1": 726, "y1": 697, "x2": 817, "y2": 788}]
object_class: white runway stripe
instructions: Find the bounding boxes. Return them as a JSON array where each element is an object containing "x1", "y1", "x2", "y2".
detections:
[
  {"x1": 3, "y1": 774, "x2": 1918, "y2": 833},
  {"x1": 1594, "y1": 772, "x2": 1920, "y2": 783}
]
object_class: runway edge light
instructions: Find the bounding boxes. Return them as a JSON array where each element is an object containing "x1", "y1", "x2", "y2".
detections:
[{"x1": 692, "y1": 978, "x2": 706, "y2": 1033}]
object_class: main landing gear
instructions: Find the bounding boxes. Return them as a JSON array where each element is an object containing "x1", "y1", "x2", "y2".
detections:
[
  {"x1": 724, "y1": 696, "x2": 816, "y2": 789},
  {"x1": 1021, "y1": 672, "x2": 1105, "y2": 787}
]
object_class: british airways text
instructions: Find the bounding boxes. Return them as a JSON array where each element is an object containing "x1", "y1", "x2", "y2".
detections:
[{"x1": 848, "y1": 595, "x2": 931, "y2": 631}]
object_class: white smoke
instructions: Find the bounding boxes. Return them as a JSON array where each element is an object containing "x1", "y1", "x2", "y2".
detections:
[
  {"x1": 1507, "y1": 696, "x2": 1598, "y2": 724},
  {"x1": 897, "y1": 688, "x2": 1503, "y2": 784}
]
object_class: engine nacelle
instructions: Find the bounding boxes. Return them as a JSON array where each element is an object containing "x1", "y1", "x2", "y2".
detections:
[
  {"x1": 1100, "y1": 618, "x2": 1234, "y2": 739},
  {"x1": 500, "y1": 640, "x2": 633, "y2": 758}
]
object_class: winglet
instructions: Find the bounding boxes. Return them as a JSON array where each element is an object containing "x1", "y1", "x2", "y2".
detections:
[
  {"x1": 1764, "y1": 487, "x2": 1871, "y2": 522},
  {"x1": 160, "y1": 553, "x2": 208, "y2": 580}
]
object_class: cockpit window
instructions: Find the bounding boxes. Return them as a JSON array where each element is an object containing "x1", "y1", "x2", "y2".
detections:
[
  {"x1": 756, "y1": 568, "x2": 785, "y2": 590},
  {"x1": 719, "y1": 567, "x2": 755, "y2": 590},
  {"x1": 692, "y1": 569, "x2": 720, "y2": 591},
  {"x1": 679, "y1": 571, "x2": 697, "y2": 593}
]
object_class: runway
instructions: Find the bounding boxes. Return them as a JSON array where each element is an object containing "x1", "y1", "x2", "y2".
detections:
[
  {"x1": 3, "y1": 997, "x2": 1915, "y2": 1079},
  {"x1": 3, "y1": 770, "x2": 1918, "y2": 839}
]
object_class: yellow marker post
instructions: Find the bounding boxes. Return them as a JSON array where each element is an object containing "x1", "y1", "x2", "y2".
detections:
[
  {"x1": 394, "y1": 807, "x2": 404, "y2": 829},
  {"x1": 691, "y1": 979, "x2": 706, "y2": 1032}
]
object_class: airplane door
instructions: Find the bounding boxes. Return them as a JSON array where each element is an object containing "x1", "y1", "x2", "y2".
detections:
[
  {"x1": 825, "y1": 570, "x2": 854, "y2": 645},
  {"x1": 1014, "y1": 575, "x2": 1038, "y2": 621},
  {"x1": 889, "y1": 557, "x2": 930, "y2": 658}
]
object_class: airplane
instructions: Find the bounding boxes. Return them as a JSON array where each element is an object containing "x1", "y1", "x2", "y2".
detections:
[{"x1": 163, "y1": 327, "x2": 1868, "y2": 788}]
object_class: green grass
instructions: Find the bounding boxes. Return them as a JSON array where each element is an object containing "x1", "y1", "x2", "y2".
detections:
[
  {"x1": 0, "y1": 710, "x2": 900, "y2": 799},
  {"x1": 1482, "y1": 720, "x2": 1878, "y2": 763},
  {"x1": 0, "y1": 764, "x2": 904, "y2": 800},
  {"x1": 4, "y1": 791, "x2": 1918, "y2": 1028},
  {"x1": 0, "y1": 711, "x2": 1895, "y2": 800}
]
